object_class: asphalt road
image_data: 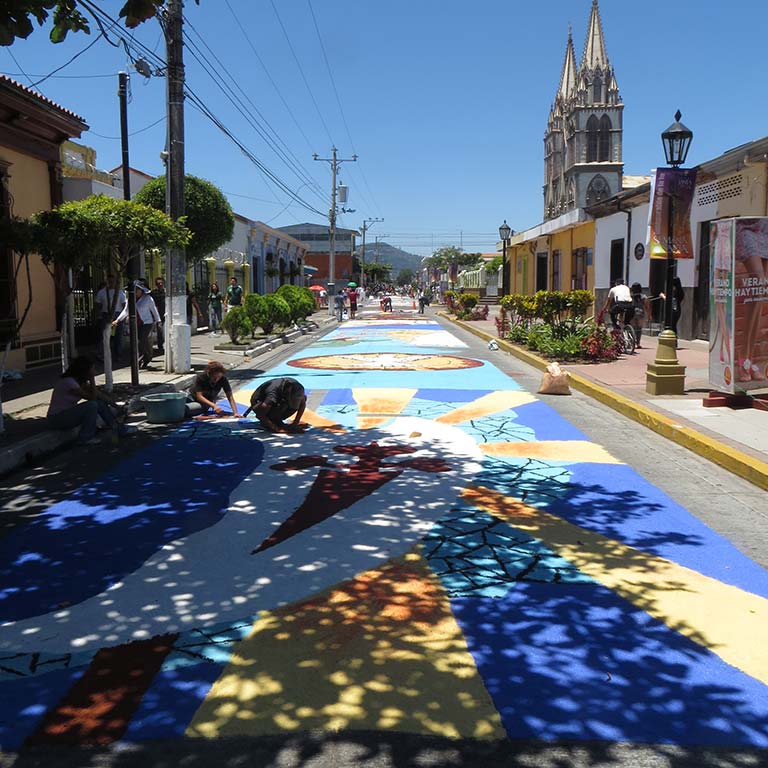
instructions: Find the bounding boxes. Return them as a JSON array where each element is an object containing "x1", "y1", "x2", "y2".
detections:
[{"x1": 1, "y1": 304, "x2": 766, "y2": 768}]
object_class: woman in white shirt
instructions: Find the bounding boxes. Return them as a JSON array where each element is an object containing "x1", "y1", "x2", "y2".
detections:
[{"x1": 113, "y1": 281, "x2": 161, "y2": 369}]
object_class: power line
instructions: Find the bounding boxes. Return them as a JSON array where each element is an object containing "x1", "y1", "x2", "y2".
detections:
[
  {"x1": 29, "y1": 32, "x2": 104, "y2": 87},
  {"x1": 0, "y1": 71, "x2": 114, "y2": 79},
  {"x1": 5, "y1": 48, "x2": 36, "y2": 90},
  {"x1": 268, "y1": 0, "x2": 334, "y2": 146},
  {"x1": 89, "y1": 114, "x2": 166, "y2": 140},
  {"x1": 183, "y1": 16, "x2": 326, "y2": 204}
]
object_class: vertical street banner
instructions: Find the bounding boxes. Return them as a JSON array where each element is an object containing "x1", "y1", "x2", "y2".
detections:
[
  {"x1": 709, "y1": 217, "x2": 768, "y2": 393},
  {"x1": 648, "y1": 168, "x2": 698, "y2": 259}
]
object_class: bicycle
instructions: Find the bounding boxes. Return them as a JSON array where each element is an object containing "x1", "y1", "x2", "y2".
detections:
[{"x1": 597, "y1": 307, "x2": 636, "y2": 355}]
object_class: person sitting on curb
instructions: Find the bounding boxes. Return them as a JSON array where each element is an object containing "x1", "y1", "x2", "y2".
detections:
[
  {"x1": 47, "y1": 356, "x2": 137, "y2": 445},
  {"x1": 242, "y1": 377, "x2": 308, "y2": 433},
  {"x1": 185, "y1": 360, "x2": 240, "y2": 418}
]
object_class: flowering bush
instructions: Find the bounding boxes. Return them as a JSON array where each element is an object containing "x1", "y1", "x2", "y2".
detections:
[{"x1": 580, "y1": 324, "x2": 620, "y2": 361}]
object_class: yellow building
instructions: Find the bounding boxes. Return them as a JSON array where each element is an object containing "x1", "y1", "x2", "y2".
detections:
[{"x1": 1, "y1": 75, "x2": 88, "y2": 371}]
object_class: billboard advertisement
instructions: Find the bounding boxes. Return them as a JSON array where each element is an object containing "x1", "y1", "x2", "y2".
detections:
[
  {"x1": 649, "y1": 168, "x2": 698, "y2": 259},
  {"x1": 709, "y1": 217, "x2": 768, "y2": 393}
]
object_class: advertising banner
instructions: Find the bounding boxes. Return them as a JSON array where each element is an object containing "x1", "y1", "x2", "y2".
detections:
[
  {"x1": 648, "y1": 168, "x2": 698, "y2": 259},
  {"x1": 709, "y1": 217, "x2": 768, "y2": 393}
]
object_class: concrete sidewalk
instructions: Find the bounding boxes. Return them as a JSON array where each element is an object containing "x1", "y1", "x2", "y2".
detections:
[
  {"x1": 440, "y1": 305, "x2": 768, "y2": 490},
  {"x1": 0, "y1": 313, "x2": 338, "y2": 477}
]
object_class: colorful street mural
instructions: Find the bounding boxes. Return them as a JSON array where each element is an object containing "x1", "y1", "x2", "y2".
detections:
[{"x1": 1, "y1": 313, "x2": 767, "y2": 752}]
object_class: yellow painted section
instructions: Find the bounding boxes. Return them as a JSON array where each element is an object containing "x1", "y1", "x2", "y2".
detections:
[
  {"x1": 187, "y1": 553, "x2": 505, "y2": 740},
  {"x1": 358, "y1": 417, "x2": 389, "y2": 429},
  {"x1": 462, "y1": 484, "x2": 768, "y2": 685},
  {"x1": 480, "y1": 440, "x2": 622, "y2": 464},
  {"x1": 352, "y1": 388, "x2": 416, "y2": 415},
  {"x1": 387, "y1": 330, "x2": 433, "y2": 343},
  {"x1": 435, "y1": 390, "x2": 536, "y2": 425}
]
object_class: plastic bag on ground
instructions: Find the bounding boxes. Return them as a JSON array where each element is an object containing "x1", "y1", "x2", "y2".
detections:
[{"x1": 538, "y1": 362, "x2": 571, "y2": 395}]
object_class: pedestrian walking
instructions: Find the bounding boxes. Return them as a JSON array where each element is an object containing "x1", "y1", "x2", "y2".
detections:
[
  {"x1": 208, "y1": 282, "x2": 223, "y2": 334},
  {"x1": 185, "y1": 360, "x2": 240, "y2": 418},
  {"x1": 151, "y1": 277, "x2": 166, "y2": 355},
  {"x1": 113, "y1": 281, "x2": 161, "y2": 369},
  {"x1": 225, "y1": 276, "x2": 243, "y2": 314},
  {"x1": 629, "y1": 283, "x2": 651, "y2": 348},
  {"x1": 347, "y1": 285, "x2": 358, "y2": 319},
  {"x1": 46, "y1": 356, "x2": 137, "y2": 445},
  {"x1": 243, "y1": 377, "x2": 307, "y2": 433}
]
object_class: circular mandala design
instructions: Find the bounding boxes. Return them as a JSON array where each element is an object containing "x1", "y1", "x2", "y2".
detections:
[{"x1": 288, "y1": 352, "x2": 483, "y2": 371}]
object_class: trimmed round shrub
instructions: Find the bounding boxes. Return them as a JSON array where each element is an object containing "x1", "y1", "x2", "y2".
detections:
[
  {"x1": 276, "y1": 284, "x2": 316, "y2": 322},
  {"x1": 220, "y1": 306, "x2": 252, "y2": 344},
  {"x1": 245, "y1": 293, "x2": 291, "y2": 334}
]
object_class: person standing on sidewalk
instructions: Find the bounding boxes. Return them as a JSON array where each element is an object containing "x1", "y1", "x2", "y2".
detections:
[
  {"x1": 151, "y1": 277, "x2": 166, "y2": 355},
  {"x1": 208, "y1": 282, "x2": 223, "y2": 335},
  {"x1": 225, "y1": 277, "x2": 243, "y2": 314},
  {"x1": 113, "y1": 282, "x2": 161, "y2": 369},
  {"x1": 47, "y1": 356, "x2": 136, "y2": 445},
  {"x1": 629, "y1": 283, "x2": 651, "y2": 348}
]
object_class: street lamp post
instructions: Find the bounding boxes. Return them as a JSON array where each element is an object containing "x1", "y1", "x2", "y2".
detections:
[
  {"x1": 646, "y1": 110, "x2": 693, "y2": 396},
  {"x1": 498, "y1": 220, "x2": 512, "y2": 297}
]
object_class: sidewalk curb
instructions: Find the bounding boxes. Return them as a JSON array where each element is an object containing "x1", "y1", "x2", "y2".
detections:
[
  {"x1": 440, "y1": 312, "x2": 768, "y2": 492},
  {"x1": 0, "y1": 316, "x2": 338, "y2": 479}
]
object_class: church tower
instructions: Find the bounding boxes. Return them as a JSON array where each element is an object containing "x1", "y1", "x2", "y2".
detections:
[{"x1": 543, "y1": 0, "x2": 623, "y2": 220}]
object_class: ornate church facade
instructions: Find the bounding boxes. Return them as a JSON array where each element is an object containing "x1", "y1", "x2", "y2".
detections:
[{"x1": 543, "y1": 0, "x2": 623, "y2": 220}]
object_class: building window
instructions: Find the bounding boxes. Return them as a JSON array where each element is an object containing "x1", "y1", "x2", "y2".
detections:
[
  {"x1": 599, "y1": 114, "x2": 612, "y2": 161},
  {"x1": 593, "y1": 75, "x2": 602, "y2": 103},
  {"x1": 586, "y1": 174, "x2": 610, "y2": 206},
  {"x1": 536, "y1": 252, "x2": 548, "y2": 291},
  {"x1": 572, "y1": 248, "x2": 587, "y2": 290},
  {"x1": 552, "y1": 250, "x2": 561, "y2": 290},
  {"x1": 586, "y1": 115, "x2": 599, "y2": 162}
]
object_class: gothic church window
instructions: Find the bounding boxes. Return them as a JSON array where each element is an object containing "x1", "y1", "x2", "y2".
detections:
[
  {"x1": 599, "y1": 115, "x2": 612, "y2": 161},
  {"x1": 586, "y1": 115, "x2": 599, "y2": 162},
  {"x1": 593, "y1": 75, "x2": 602, "y2": 103},
  {"x1": 586, "y1": 174, "x2": 610, "y2": 205}
]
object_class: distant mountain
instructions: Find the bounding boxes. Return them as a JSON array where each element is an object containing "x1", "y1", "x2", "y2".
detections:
[{"x1": 358, "y1": 242, "x2": 422, "y2": 276}]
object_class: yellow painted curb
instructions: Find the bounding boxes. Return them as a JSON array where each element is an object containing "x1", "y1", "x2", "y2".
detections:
[{"x1": 438, "y1": 312, "x2": 768, "y2": 492}]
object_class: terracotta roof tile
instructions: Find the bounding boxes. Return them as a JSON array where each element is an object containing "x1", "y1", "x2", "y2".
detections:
[{"x1": 0, "y1": 73, "x2": 87, "y2": 125}]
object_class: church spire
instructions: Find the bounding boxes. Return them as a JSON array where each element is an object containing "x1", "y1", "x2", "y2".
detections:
[
  {"x1": 580, "y1": 0, "x2": 609, "y2": 71},
  {"x1": 557, "y1": 25, "x2": 577, "y2": 101}
]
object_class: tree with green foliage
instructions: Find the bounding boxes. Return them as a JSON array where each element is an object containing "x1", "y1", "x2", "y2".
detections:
[
  {"x1": 31, "y1": 195, "x2": 189, "y2": 388},
  {"x1": 362, "y1": 262, "x2": 391, "y2": 284},
  {"x1": 134, "y1": 174, "x2": 234, "y2": 265},
  {"x1": 244, "y1": 293, "x2": 291, "y2": 335},
  {"x1": 396, "y1": 268, "x2": 414, "y2": 287},
  {"x1": 0, "y1": 0, "x2": 199, "y2": 46}
]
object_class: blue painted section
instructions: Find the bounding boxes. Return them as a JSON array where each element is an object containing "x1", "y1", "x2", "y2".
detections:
[
  {"x1": 0, "y1": 431, "x2": 265, "y2": 623},
  {"x1": 452, "y1": 582, "x2": 768, "y2": 747},
  {"x1": 122, "y1": 661, "x2": 223, "y2": 741},
  {"x1": 512, "y1": 400, "x2": 590, "y2": 442},
  {"x1": 321, "y1": 389, "x2": 357, "y2": 406},
  {"x1": 545, "y1": 462, "x2": 768, "y2": 599},
  {"x1": 424, "y1": 508, "x2": 594, "y2": 598},
  {"x1": 0, "y1": 668, "x2": 84, "y2": 749}
]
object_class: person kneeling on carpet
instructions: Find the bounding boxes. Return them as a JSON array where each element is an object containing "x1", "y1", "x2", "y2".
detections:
[
  {"x1": 243, "y1": 377, "x2": 308, "y2": 433},
  {"x1": 185, "y1": 360, "x2": 240, "y2": 418}
]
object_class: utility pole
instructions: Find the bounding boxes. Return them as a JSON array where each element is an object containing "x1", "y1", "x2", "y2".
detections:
[
  {"x1": 314, "y1": 147, "x2": 357, "y2": 314},
  {"x1": 118, "y1": 71, "x2": 139, "y2": 385},
  {"x1": 164, "y1": 0, "x2": 189, "y2": 373},
  {"x1": 359, "y1": 217, "x2": 383, "y2": 289}
]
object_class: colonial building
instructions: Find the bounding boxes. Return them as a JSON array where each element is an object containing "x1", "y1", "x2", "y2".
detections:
[
  {"x1": 544, "y1": 0, "x2": 624, "y2": 220},
  {"x1": 1, "y1": 75, "x2": 87, "y2": 371}
]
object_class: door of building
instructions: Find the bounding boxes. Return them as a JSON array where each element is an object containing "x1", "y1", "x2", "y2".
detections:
[
  {"x1": 694, "y1": 221, "x2": 711, "y2": 339},
  {"x1": 536, "y1": 253, "x2": 548, "y2": 291},
  {"x1": 610, "y1": 239, "x2": 625, "y2": 285}
]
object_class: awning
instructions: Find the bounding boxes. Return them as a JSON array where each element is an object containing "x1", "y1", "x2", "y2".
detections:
[{"x1": 304, "y1": 265, "x2": 318, "y2": 274}]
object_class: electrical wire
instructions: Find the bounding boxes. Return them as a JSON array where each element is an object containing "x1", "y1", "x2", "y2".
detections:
[
  {"x1": 5, "y1": 48, "x2": 37, "y2": 90},
  {"x1": 0, "y1": 71, "x2": 115, "y2": 79},
  {"x1": 89, "y1": 114, "x2": 166, "y2": 140},
  {"x1": 29, "y1": 33, "x2": 104, "y2": 87},
  {"x1": 268, "y1": 0, "x2": 334, "y2": 147},
  {"x1": 72, "y1": 2, "x2": 325, "y2": 218},
  {"x1": 183, "y1": 17, "x2": 326, "y2": 204}
]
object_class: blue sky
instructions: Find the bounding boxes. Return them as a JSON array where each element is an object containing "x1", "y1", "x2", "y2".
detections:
[{"x1": 2, "y1": 0, "x2": 767, "y2": 256}]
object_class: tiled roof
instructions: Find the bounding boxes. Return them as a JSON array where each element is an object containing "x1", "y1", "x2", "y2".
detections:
[{"x1": 0, "y1": 73, "x2": 86, "y2": 125}]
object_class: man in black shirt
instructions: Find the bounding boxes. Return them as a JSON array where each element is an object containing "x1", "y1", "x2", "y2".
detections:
[
  {"x1": 185, "y1": 360, "x2": 240, "y2": 417},
  {"x1": 243, "y1": 377, "x2": 307, "y2": 433},
  {"x1": 151, "y1": 277, "x2": 166, "y2": 355}
]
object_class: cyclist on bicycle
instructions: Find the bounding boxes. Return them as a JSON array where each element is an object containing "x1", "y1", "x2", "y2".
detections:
[{"x1": 602, "y1": 278, "x2": 634, "y2": 329}]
